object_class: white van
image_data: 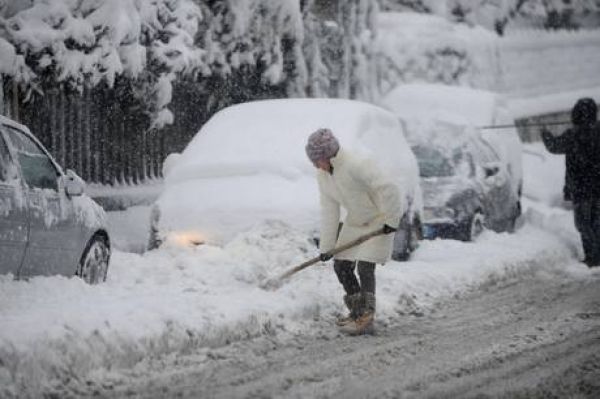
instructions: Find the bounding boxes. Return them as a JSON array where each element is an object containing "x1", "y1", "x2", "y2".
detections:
[{"x1": 149, "y1": 99, "x2": 423, "y2": 260}]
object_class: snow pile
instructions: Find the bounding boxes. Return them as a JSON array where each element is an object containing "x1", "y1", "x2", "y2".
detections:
[
  {"x1": 376, "y1": 12, "x2": 600, "y2": 102},
  {"x1": 499, "y1": 29, "x2": 600, "y2": 98},
  {"x1": 376, "y1": 12, "x2": 500, "y2": 94},
  {"x1": 0, "y1": 207, "x2": 588, "y2": 397}
]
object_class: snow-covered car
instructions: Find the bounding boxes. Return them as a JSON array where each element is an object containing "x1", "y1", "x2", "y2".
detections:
[
  {"x1": 381, "y1": 84, "x2": 523, "y2": 241},
  {"x1": 410, "y1": 121, "x2": 521, "y2": 240},
  {"x1": 0, "y1": 116, "x2": 110, "y2": 283},
  {"x1": 149, "y1": 99, "x2": 423, "y2": 260}
]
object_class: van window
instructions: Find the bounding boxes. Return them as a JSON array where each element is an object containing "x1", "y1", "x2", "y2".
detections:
[{"x1": 3, "y1": 126, "x2": 59, "y2": 190}]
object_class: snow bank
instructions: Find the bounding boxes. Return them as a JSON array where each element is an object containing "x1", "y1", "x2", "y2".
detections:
[
  {"x1": 376, "y1": 12, "x2": 499, "y2": 93},
  {"x1": 498, "y1": 29, "x2": 600, "y2": 98},
  {"x1": 0, "y1": 205, "x2": 589, "y2": 398},
  {"x1": 376, "y1": 12, "x2": 600, "y2": 105}
]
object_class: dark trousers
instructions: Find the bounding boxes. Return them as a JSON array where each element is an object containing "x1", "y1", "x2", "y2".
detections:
[
  {"x1": 333, "y1": 259, "x2": 375, "y2": 295},
  {"x1": 574, "y1": 200, "x2": 600, "y2": 265}
]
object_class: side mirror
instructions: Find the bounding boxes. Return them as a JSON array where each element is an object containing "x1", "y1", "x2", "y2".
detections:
[{"x1": 65, "y1": 169, "x2": 85, "y2": 197}]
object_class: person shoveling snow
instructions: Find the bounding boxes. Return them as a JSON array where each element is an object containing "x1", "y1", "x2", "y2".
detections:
[{"x1": 305, "y1": 128, "x2": 402, "y2": 335}]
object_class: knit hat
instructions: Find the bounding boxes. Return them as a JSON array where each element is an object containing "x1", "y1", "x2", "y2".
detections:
[
  {"x1": 305, "y1": 128, "x2": 340, "y2": 164},
  {"x1": 571, "y1": 97, "x2": 598, "y2": 126}
]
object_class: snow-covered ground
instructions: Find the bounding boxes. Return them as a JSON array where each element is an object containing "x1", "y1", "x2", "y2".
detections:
[{"x1": 0, "y1": 144, "x2": 595, "y2": 398}]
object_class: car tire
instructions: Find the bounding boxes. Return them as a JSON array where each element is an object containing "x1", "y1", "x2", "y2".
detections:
[
  {"x1": 460, "y1": 211, "x2": 484, "y2": 242},
  {"x1": 407, "y1": 217, "x2": 422, "y2": 253},
  {"x1": 393, "y1": 217, "x2": 422, "y2": 261},
  {"x1": 77, "y1": 235, "x2": 110, "y2": 284}
]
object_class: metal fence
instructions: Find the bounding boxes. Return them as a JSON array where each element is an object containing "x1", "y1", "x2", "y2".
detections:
[{"x1": 0, "y1": 73, "x2": 285, "y2": 185}]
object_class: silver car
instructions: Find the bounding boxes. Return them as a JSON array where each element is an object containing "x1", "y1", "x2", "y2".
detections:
[
  {"x1": 414, "y1": 136, "x2": 521, "y2": 242},
  {"x1": 0, "y1": 116, "x2": 110, "y2": 283}
]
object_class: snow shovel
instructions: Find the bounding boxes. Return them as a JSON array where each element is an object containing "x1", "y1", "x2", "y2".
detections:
[{"x1": 261, "y1": 227, "x2": 386, "y2": 291}]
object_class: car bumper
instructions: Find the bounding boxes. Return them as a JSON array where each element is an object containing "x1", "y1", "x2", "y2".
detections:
[{"x1": 422, "y1": 220, "x2": 469, "y2": 240}]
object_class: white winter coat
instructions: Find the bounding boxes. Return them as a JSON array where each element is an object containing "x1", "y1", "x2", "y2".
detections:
[{"x1": 317, "y1": 149, "x2": 402, "y2": 264}]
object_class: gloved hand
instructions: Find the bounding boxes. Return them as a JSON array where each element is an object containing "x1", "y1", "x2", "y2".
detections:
[
  {"x1": 382, "y1": 224, "x2": 397, "y2": 234},
  {"x1": 319, "y1": 253, "x2": 333, "y2": 262}
]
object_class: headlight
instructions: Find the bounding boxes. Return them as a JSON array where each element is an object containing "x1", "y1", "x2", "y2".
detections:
[{"x1": 166, "y1": 231, "x2": 206, "y2": 247}]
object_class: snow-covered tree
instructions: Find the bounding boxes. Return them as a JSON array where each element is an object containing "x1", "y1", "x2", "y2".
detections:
[
  {"x1": 508, "y1": 0, "x2": 600, "y2": 30},
  {"x1": 0, "y1": 0, "x2": 205, "y2": 125},
  {"x1": 303, "y1": 0, "x2": 379, "y2": 101}
]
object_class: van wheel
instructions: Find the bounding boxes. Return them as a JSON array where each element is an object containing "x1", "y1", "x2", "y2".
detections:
[
  {"x1": 407, "y1": 217, "x2": 422, "y2": 253},
  {"x1": 393, "y1": 217, "x2": 422, "y2": 261},
  {"x1": 467, "y1": 212, "x2": 484, "y2": 241},
  {"x1": 77, "y1": 235, "x2": 110, "y2": 284}
]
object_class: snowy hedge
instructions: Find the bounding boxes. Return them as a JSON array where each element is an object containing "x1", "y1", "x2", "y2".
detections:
[{"x1": 376, "y1": 11, "x2": 600, "y2": 99}]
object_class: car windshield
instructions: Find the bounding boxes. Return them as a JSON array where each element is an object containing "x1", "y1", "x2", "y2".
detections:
[{"x1": 412, "y1": 145, "x2": 455, "y2": 178}]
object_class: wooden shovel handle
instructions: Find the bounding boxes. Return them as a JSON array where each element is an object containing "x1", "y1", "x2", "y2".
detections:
[{"x1": 275, "y1": 227, "x2": 386, "y2": 282}]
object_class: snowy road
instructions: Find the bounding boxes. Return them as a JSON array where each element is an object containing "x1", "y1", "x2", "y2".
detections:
[
  {"x1": 3, "y1": 144, "x2": 599, "y2": 398},
  {"x1": 58, "y1": 267, "x2": 600, "y2": 398}
]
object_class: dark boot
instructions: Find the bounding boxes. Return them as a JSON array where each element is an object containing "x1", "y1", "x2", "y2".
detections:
[
  {"x1": 340, "y1": 262, "x2": 377, "y2": 335},
  {"x1": 574, "y1": 202, "x2": 596, "y2": 266},
  {"x1": 339, "y1": 292, "x2": 376, "y2": 335}
]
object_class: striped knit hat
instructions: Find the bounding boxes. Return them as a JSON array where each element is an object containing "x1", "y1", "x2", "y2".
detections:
[{"x1": 305, "y1": 128, "x2": 340, "y2": 164}]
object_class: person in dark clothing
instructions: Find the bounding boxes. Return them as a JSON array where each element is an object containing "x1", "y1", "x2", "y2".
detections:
[{"x1": 541, "y1": 98, "x2": 600, "y2": 267}]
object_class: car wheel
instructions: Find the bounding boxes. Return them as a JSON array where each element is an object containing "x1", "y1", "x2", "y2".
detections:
[
  {"x1": 459, "y1": 211, "x2": 484, "y2": 242},
  {"x1": 77, "y1": 235, "x2": 110, "y2": 284},
  {"x1": 393, "y1": 217, "x2": 422, "y2": 261},
  {"x1": 407, "y1": 217, "x2": 422, "y2": 253},
  {"x1": 467, "y1": 212, "x2": 485, "y2": 241}
]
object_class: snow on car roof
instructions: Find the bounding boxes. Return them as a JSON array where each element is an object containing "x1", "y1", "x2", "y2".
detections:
[
  {"x1": 401, "y1": 118, "x2": 477, "y2": 150},
  {"x1": 380, "y1": 83, "x2": 501, "y2": 127},
  {"x1": 168, "y1": 98, "x2": 410, "y2": 184}
]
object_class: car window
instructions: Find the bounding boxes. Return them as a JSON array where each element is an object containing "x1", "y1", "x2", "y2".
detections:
[
  {"x1": 412, "y1": 145, "x2": 455, "y2": 178},
  {"x1": 0, "y1": 132, "x2": 10, "y2": 182},
  {"x1": 2, "y1": 126, "x2": 59, "y2": 191}
]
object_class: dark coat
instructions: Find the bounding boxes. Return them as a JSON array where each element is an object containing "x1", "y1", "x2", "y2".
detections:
[{"x1": 542, "y1": 122, "x2": 600, "y2": 202}]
